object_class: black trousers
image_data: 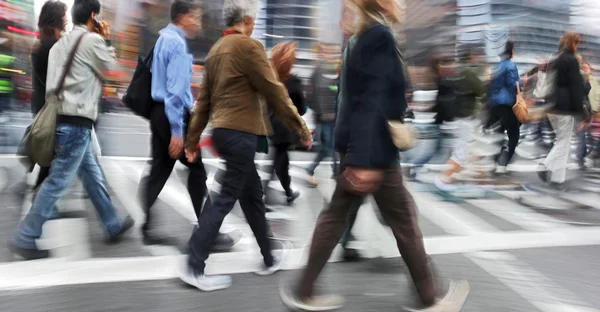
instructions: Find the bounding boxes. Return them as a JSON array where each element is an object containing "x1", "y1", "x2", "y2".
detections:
[
  {"x1": 269, "y1": 143, "x2": 292, "y2": 197},
  {"x1": 188, "y1": 128, "x2": 273, "y2": 274},
  {"x1": 491, "y1": 105, "x2": 520, "y2": 164},
  {"x1": 140, "y1": 104, "x2": 209, "y2": 233}
]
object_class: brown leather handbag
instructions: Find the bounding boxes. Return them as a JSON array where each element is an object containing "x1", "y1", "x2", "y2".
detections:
[{"x1": 512, "y1": 82, "x2": 529, "y2": 123}]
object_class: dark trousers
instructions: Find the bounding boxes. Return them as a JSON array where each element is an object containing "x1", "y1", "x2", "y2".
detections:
[
  {"x1": 307, "y1": 121, "x2": 339, "y2": 176},
  {"x1": 491, "y1": 105, "x2": 520, "y2": 164},
  {"x1": 269, "y1": 143, "x2": 293, "y2": 197},
  {"x1": 140, "y1": 104, "x2": 208, "y2": 232},
  {"x1": 297, "y1": 160, "x2": 438, "y2": 306},
  {"x1": 188, "y1": 128, "x2": 273, "y2": 274}
]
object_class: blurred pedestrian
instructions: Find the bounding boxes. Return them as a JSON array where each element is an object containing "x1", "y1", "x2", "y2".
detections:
[
  {"x1": 306, "y1": 43, "x2": 340, "y2": 186},
  {"x1": 182, "y1": 0, "x2": 312, "y2": 291},
  {"x1": 539, "y1": 32, "x2": 586, "y2": 187},
  {"x1": 9, "y1": 0, "x2": 133, "y2": 260},
  {"x1": 266, "y1": 41, "x2": 304, "y2": 204},
  {"x1": 30, "y1": 0, "x2": 68, "y2": 192},
  {"x1": 489, "y1": 40, "x2": 522, "y2": 171},
  {"x1": 139, "y1": 0, "x2": 235, "y2": 249},
  {"x1": 280, "y1": 0, "x2": 469, "y2": 311}
]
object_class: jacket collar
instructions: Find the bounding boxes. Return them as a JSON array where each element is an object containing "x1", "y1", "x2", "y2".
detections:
[{"x1": 165, "y1": 23, "x2": 187, "y2": 40}]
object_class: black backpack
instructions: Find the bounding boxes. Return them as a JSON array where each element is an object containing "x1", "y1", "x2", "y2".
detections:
[{"x1": 122, "y1": 45, "x2": 156, "y2": 119}]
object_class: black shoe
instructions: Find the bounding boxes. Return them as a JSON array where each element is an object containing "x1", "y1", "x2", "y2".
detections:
[
  {"x1": 343, "y1": 247, "x2": 361, "y2": 262},
  {"x1": 106, "y1": 216, "x2": 134, "y2": 244},
  {"x1": 286, "y1": 191, "x2": 300, "y2": 204},
  {"x1": 8, "y1": 242, "x2": 49, "y2": 261}
]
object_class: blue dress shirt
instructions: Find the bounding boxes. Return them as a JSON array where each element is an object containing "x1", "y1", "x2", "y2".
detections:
[{"x1": 151, "y1": 24, "x2": 194, "y2": 137}]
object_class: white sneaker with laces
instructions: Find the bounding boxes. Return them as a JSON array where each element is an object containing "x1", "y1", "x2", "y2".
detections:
[
  {"x1": 280, "y1": 285, "x2": 345, "y2": 311},
  {"x1": 179, "y1": 268, "x2": 232, "y2": 292}
]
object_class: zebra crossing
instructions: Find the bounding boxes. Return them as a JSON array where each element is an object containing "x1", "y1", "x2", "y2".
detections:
[{"x1": 1, "y1": 156, "x2": 600, "y2": 290}]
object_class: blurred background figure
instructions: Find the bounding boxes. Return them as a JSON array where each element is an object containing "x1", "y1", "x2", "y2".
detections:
[
  {"x1": 30, "y1": 0, "x2": 67, "y2": 192},
  {"x1": 305, "y1": 42, "x2": 340, "y2": 186},
  {"x1": 266, "y1": 40, "x2": 304, "y2": 204}
]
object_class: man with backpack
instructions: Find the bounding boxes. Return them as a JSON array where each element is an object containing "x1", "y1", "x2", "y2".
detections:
[{"x1": 139, "y1": 0, "x2": 236, "y2": 249}]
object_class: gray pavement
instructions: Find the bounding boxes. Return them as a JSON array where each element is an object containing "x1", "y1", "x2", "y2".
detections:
[{"x1": 1, "y1": 111, "x2": 600, "y2": 311}]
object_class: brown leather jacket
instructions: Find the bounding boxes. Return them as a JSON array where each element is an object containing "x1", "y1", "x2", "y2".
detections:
[{"x1": 185, "y1": 33, "x2": 311, "y2": 152}]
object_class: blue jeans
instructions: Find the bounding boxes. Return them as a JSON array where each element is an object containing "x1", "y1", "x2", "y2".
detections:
[
  {"x1": 307, "y1": 121, "x2": 338, "y2": 176},
  {"x1": 12, "y1": 124, "x2": 124, "y2": 250}
]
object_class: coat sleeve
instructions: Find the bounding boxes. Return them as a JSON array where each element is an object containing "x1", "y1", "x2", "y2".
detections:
[
  {"x1": 567, "y1": 57, "x2": 585, "y2": 117},
  {"x1": 344, "y1": 27, "x2": 405, "y2": 169}
]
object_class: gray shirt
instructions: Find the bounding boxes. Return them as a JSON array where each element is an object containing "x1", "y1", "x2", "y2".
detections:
[{"x1": 46, "y1": 25, "x2": 118, "y2": 122}]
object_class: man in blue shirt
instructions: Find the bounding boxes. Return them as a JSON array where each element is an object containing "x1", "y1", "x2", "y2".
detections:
[{"x1": 141, "y1": 0, "x2": 235, "y2": 249}]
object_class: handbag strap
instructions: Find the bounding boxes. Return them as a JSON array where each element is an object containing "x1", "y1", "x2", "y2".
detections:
[{"x1": 53, "y1": 33, "x2": 87, "y2": 96}]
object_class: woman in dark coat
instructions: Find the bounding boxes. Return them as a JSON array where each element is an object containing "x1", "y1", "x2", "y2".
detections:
[
  {"x1": 31, "y1": 0, "x2": 67, "y2": 191},
  {"x1": 540, "y1": 32, "x2": 586, "y2": 186},
  {"x1": 267, "y1": 41, "x2": 305, "y2": 204}
]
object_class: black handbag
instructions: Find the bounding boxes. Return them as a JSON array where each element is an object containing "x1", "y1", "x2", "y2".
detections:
[{"x1": 122, "y1": 45, "x2": 156, "y2": 119}]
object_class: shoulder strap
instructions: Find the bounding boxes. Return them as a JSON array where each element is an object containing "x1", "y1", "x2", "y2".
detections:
[{"x1": 54, "y1": 33, "x2": 87, "y2": 96}]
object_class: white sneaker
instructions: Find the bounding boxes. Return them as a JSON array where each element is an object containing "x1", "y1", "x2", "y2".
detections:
[
  {"x1": 405, "y1": 279, "x2": 470, "y2": 312},
  {"x1": 255, "y1": 241, "x2": 290, "y2": 276},
  {"x1": 179, "y1": 269, "x2": 232, "y2": 292}
]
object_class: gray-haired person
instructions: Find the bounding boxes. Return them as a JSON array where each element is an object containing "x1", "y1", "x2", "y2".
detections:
[{"x1": 181, "y1": 0, "x2": 312, "y2": 291}]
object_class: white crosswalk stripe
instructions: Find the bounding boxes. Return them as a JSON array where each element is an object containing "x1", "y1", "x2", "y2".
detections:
[{"x1": 3, "y1": 158, "x2": 600, "y2": 289}]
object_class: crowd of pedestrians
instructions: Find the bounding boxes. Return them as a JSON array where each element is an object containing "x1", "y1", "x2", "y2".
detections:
[{"x1": 7, "y1": 0, "x2": 596, "y2": 311}]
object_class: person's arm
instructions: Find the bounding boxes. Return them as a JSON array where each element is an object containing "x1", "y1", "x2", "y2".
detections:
[
  {"x1": 464, "y1": 69, "x2": 485, "y2": 97},
  {"x1": 86, "y1": 33, "x2": 119, "y2": 74},
  {"x1": 162, "y1": 45, "x2": 193, "y2": 138},
  {"x1": 186, "y1": 69, "x2": 211, "y2": 152},
  {"x1": 244, "y1": 39, "x2": 311, "y2": 141}
]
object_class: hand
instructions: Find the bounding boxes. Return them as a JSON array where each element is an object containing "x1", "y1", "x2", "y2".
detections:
[
  {"x1": 169, "y1": 136, "x2": 184, "y2": 159},
  {"x1": 95, "y1": 21, "x2": 111, "y2": 40},
  {"x1": 185, "y1": 149, "x2": 198, "y2": 163},
  {"x1": 578, "y1": 121, "x2": 587, "y2": 132},
  {"x1": 300, "y1": 137, "x2": 313, "y2": 150}
]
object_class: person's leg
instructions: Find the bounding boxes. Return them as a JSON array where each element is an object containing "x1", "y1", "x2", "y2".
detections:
[
  {"x1": 77, "y1": 139, "x2": 129, "y2": 239},
  {"x1": 505, "y1": 108, "x2": 521, "y2": 164},
  {"x1": 238, "y1": 163, "x2": 275, "y2": 269},
  {"x1": 11, "y1": 125, "x2": 89, "y2": 253},
  {"x1": 543, "y1": 115, "x2": 574, "y2": 184},
  {"x1": 577, "y1": 126, "x2": 588, "y2": 168},
  {"x1": 297, "y1": 182, "x2": 363, "y2": 299},
  {"x1": 187, "y1": 129, "x2": 259, "y2": 276},
  {"x1": 321, "y1": 122, "x2": 337, "y2": 176},
  {"x1": 140, "y1": 105, "x2": 176, "y2": 235},
  {"x1": 306, "y1": 121, "x2": 329, "y2": 177},
  {"x1": 180, "y1": 156, "x2": 208, "y2": 220},
  {"x1": 273, "y1": 143, "x2": 293, "y2": 197},
  {"x1": 373, "y1": 166, "x2": 438, "y2": 306}
]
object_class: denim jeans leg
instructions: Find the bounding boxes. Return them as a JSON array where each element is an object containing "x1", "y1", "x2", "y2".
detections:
[
  {"x1": 12, "y1": 125, "x2": 89, "y2": 250},
  {"x1": 78, "y1": 141, "x2": 122, "y2": 236},
  {"x1": 308, "y1": 121, "x2": 335, "y2": 176}
]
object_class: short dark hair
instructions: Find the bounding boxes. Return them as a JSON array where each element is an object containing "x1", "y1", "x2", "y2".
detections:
[
  {"x1": 38, "y1": 0, "x2": 68, "y2": 36},
  {"x1": 170, "y1": 0, "x2": 201, "y2": 24},
  {"x1": 503, "y1": 40, "x2": 515, "y2": 59},
  {"x1": 71, "y1": 0, "x2": 101, "y2": 26}
]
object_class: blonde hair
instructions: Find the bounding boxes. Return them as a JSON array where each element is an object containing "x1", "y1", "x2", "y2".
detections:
[{"x1": 350, "y1": 0, "x2": 391, "y2": 35}]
